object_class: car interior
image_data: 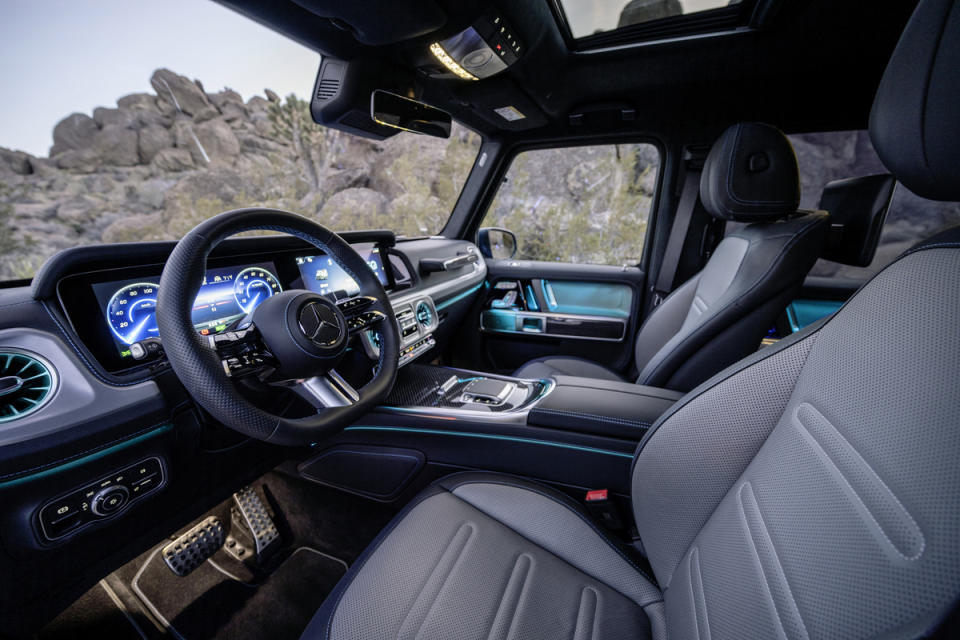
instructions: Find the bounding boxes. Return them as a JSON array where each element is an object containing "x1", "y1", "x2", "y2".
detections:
[{"x1": 1, "y1": 0, "x2": 959, "y2": 638}]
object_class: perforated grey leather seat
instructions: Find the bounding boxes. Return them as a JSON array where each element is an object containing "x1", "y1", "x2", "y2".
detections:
[
  {"x1": 301, "y1": 1, "x2": 960, "y2": 637},
  {"x1": 515, "y1": 122, "x2": 829, "y2": 393}
]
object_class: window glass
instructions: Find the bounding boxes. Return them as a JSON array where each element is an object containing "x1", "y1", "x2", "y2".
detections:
[
  {"x1": 789, "y1": 130, "x2": 960, "y2": 280},
  {"x1": 0, "y1": 1, "x2": 480, "y2": 281},
  {"x1": 558, "y1": 0, "x2": 740, "y2": 39},
  {"x1": 480, "y1": 143, "x2": 660, "y2": 265}
]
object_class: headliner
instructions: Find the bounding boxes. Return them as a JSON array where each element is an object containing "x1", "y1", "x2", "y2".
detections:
[{"x1": 214, "y1": 0, "x2": 919, "y2": 141}]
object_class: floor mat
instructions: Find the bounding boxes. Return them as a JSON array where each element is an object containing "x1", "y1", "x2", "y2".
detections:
[
  {"x1": 132, "y1": 546, "x2": 346, "y2": 640},
  {"x1": 36, "y1": 580, "x2": 145, "y2": 640}
]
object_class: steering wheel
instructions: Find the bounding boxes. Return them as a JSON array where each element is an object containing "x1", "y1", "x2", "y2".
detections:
[{"x1": 156, "y1": 208, "x2": 399, "y2": 445}]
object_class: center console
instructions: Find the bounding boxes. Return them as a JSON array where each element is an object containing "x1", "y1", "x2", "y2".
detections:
[{"x1": 301, "y1": 362, "x2": 685, "y2": 501}]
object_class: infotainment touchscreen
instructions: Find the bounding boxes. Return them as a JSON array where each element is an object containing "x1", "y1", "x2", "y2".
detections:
[
  {"x1": 92, "y1": 261, "x2": 281, "y2": 358},
  {"x1": 295, "y1": 245, "x2": 387, "y2": 297}
]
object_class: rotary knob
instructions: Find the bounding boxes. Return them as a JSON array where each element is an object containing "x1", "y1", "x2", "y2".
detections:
[{"x1": 91, "y1": 485, "x2": 130, "y2": 517}]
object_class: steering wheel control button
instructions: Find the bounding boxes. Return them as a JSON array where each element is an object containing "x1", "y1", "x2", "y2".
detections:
[
  {"x1": 346, "y1": 310, "x2": 386, "y2": 333},
  {"x1": 36, "y1": 457, "x2": 166, "y2": 542},
  {"x1": 162, "y1": 516, "x2": 225, "y2": 577},
  {"x1": 299, "y1": 301, "x2": 344, "y2": 346},
  {"x1": 92, "y1": 485, "x2": 130, "y2": 516},
  {"x1": 336, "y1": 296, "x2": 376, "y2": 313}
]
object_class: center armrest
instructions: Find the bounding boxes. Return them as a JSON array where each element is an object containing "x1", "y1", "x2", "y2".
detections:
[{"x1": 528, "y1": 375, "x2": 684, "y2": 440}]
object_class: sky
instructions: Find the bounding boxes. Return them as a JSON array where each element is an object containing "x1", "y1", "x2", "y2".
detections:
[{"x1": 0, "y1": 0, "x2": 321, "y2": 157}]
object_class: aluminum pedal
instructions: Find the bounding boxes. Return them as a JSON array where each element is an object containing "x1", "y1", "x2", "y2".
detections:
[
  {"x1": 161, "y1": 516, "x2": 224, "y2": 576},
  {"x1": 232, "y1": 486, "x2": 279, "y2": 557}
]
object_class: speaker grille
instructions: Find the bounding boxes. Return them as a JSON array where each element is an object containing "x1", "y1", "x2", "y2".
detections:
[
  {"x1": 315, "y1": 78, "x2": 340, "y2": 101},
  {"x1": 0, "y1": 351, "x2": 55, "y2": 423}
]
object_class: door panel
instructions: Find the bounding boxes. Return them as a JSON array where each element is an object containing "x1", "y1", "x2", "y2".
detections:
[{"x1": 471, "y1": 259, "x2": 646, "y2": 374}]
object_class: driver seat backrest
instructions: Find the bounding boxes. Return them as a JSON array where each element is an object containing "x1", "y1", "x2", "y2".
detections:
[
  {"x1": 633, "y1": 123, "x2": 829, "y2": 391},
  {"x1": 631, "y1": 1, "x2": 960, "y2": 635}
]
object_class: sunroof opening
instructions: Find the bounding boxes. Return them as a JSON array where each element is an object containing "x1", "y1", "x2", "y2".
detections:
[{"x1": 557, "y1": 0, "x2": 743, "y2": 39}]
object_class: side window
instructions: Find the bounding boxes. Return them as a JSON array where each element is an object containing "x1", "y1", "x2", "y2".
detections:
[
  {"x1": 479, "y1": 143, "x2": 660, "y2": 265},
  {"x1": 789, "y1": 131, "x2": 960, "y2": 280}
]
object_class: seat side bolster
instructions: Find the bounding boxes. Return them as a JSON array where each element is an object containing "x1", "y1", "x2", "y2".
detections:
[{"x1": 446, "y1": 475, "x2": 662, "y2": 607}]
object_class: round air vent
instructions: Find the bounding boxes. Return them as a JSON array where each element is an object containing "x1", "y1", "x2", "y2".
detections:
[
  {"x1": 0, "y1": 351, "x2": 56, "y2": 423},
  {"x1": 415, "y1": 301, "x2": 434, "y2": 328}
]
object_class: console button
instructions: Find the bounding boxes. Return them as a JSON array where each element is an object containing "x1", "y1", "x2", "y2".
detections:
[{"x1": 91, "y1": 485, "x2": 130, "y2": 517}]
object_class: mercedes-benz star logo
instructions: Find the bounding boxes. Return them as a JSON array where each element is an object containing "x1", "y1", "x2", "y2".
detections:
[{"x1": 298, "y1": 302, "x2": 343, "y2": 347}]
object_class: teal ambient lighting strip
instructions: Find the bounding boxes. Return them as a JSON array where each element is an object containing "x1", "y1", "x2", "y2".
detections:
[
  {"x1": 0, "y1": 423, "x2": 173, "y2": 488},
  {"x1": 343, "y1": 425, "x2": 634, "y2": 459},
  {"x1": 436, "y1": 284, "x2": 483, "y2": 311}
]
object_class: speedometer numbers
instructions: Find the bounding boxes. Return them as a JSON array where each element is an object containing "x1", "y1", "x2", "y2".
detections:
[
  {"x1": 233, "y1": 268, "x2": 282, "y2": 314},
  {"x1": 107, "y1": 283, "x2": 160, "y2": 345}
]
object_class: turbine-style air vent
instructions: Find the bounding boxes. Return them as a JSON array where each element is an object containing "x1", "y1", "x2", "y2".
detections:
[{"x1": 0, "y1": 351, "x2": 56, "y2": 423}]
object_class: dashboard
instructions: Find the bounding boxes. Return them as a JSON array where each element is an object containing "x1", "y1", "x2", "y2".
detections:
[{"x1": 48, "y1": 235, "x2": 482, "y2": 375}]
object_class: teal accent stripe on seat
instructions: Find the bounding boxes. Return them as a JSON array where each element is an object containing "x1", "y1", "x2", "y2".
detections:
[
  {"x1": 344, "y1": 426, "x2": 635, "y2": 459},
  {"x1": 0, "y1": 423, "x2": 173, "y2": 488}
]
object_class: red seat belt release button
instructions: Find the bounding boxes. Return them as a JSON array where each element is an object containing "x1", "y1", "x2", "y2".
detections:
[{"x1": 585, "y1": 488, "x2": 609, "y2": 502}]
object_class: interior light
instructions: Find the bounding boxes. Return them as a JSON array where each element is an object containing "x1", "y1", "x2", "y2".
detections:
[{"x1": 429, "y1": 43, "x2": 479, "y2": 81}]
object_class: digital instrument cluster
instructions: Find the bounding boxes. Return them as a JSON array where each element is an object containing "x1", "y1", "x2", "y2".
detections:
[
  {"x1": 93, "y1": 262, "x2": 282, "y2": 358},
  {"x1": 295, "y1": 246, "x2": 387, "y2": 297}
]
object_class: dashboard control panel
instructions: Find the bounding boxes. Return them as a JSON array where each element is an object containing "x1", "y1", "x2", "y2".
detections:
[
  {"x1": 389, "y1": 296, "x2": 439, "y2": 367},
  {"x1": 36, "y1": 456, "x2": 165, "y2": 542}
]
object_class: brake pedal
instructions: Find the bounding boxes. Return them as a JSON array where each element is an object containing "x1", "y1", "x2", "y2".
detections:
[
  {"x1": 162, "y1": 516, "x2": 225, "y2": 576},
  {"x1": 231, "y1": 486, "x2": 279, "y2": 559}
]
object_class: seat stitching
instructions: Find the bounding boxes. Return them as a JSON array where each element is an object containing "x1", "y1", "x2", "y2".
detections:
[
  {"x1": 486, "y1": 552, "x2": 534, "y2": 640},
  {"x1": 792, "y1": 403, "x2": 925, "y2": 561},
  {"x1": 738, "y1": 482, "x2": 809, "y2": 640},
  {"x1": 398, "y1": 521, "x2": 476, "y2": 640},
  {"x1": 532, "y1": 408, "x2": 651, "y2": 429}
]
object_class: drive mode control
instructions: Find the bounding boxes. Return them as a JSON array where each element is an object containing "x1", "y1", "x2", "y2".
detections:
[
  {"x1": 37, "y1": 456, "x2": 165, "y2": 542},
  {"x1": 91, "y1": 485, "x2": 130, "y2": 516}
]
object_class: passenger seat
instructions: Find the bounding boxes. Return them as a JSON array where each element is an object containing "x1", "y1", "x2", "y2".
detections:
[{"x1": 515, "y1": 122, "x2": 829, "y2": 391}]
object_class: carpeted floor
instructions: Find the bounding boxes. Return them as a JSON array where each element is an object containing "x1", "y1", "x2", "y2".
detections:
[{"x1": 36, "y1": 469, "x2": 397, "y2": 640}]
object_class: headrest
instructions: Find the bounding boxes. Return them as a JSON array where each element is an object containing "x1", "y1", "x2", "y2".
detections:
[
  {"x1": 819, "y1": 174, "x2": 896, "y2": 267},
  {"x1": 869, "y1": 0, "x2": 960, "y2": 201},
  {"x1": 700, "y1": 122, "x2": 800, "y2": 222}
]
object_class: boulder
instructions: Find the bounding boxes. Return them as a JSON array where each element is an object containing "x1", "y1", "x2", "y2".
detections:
[
  {"x1": 50, "y1": 113, "x2": 99, "y2": 156},
  {"x1": 0, "y1": 148, "x2": 33, "y2": 175},
  {"x1": 246, "y1": 96, "x2": 271, "y2": 113},
  {"x1": 150, "y1": 69, "x2": 212, "y2": 116},
  {"x1": 138, "y1": 124, "x2": 174, "y2": 163},
  {"x1": 322, "y1": 167, "x2": 368, "y2": 194},
  {"x1": 317, "y1": 187, "x2": 387, "y2": 229},
  {"x1": 192, "y1": 105, "x2": 220, "y2": 123},
  {"x1": 93, "y1": 125, "x2": 139, "y2": 166},
  {"x1": 150, "y1": 148, "x2": 194, "y2": 172},
  {"x1": 116, "y1": 93, "x2": 170, "y2": 127},
  {"x1": 54, "y1": 148, "x2": 100, "y2": 173},
  {"x1": 102, "y1": 212, "x2": 169, "y2": 244},
  {"x1": 265, "y1": 88, "x2": 281, "y2": 103},
  {"x1": 194, "y1": 117, "x2": 240, "y2": 163},
  {"x1": 93, "y1": 107, "x2": 136, "y2": 129}
]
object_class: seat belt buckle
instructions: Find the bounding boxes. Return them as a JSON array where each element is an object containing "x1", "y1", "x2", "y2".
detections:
[{"x1": 584, "y1": 488, "x2": 624, "y2": 531}]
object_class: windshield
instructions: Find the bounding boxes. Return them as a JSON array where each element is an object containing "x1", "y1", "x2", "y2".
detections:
[{"x1": 0, "y1": 1, "x2": 481, "y2": 282}]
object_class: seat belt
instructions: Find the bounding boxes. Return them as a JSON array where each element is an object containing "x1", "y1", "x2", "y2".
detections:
[{"x1": 652, "y1": 167, "x2": 701, "y2": 305}]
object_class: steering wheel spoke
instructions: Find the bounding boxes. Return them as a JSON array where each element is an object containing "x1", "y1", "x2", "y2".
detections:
[
  {"x1": 337, "y1": 295, "x2": 387, "y2": 334},
  {"x1": 289, "y1": 370, "x2": 360, "y2": 408}
]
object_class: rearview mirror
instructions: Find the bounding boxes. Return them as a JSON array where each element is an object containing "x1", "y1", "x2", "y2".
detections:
[
  {"x1": 477, "y1": 227, "x2": 517, "y2": 259},
  {"x1": 370, "y1": 90, "x2": 451, "y2": 138}
]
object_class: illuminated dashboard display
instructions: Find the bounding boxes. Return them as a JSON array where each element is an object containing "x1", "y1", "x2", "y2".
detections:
[
  {"x1": 93, "y1": 262, "x2": 281, "y2": 357},
  {"x1": 296, "y1": 246, "x2": 387, "y2": 297}
]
